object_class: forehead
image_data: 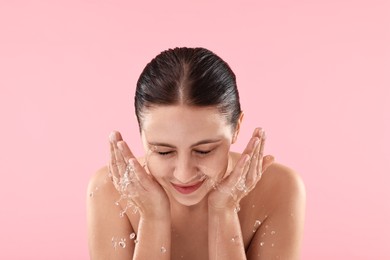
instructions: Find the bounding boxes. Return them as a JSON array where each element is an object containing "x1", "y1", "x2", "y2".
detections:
[{"x1": 141, "y1": 105, "x2": 232, "y2": 143}]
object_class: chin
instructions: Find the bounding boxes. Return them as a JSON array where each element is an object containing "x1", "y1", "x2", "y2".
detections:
[{"x1": 172, "y1": 194, "x2": 206, "y2": 206}]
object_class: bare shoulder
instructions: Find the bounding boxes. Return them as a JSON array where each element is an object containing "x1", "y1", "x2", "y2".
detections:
[
  {"x1": 86, "y1": 164, "x2": 122, "y2": 218},
  {"x1": 87, "y1": 165, "x2": 134, "y2": 259},
  {"x1": 86, "y1": 158, "x2": 145, "y2": 213},
  {"x1": 255, "y1": 161, "x2": 306, "y2": 209},
  {"x1": 262, "y1": 161, "x2": 305, "y2": 193},
  {"x1": 87, "y1": 165, "x2": 111, "y2": 193},
  {"x1": 252, "y1": 162, "x2": 306, "y2": 259},
  {"x1": 229, "y1": 151, "x2": 305, "y2": 195},
  {"x1": 87, "y1": 155, "x2": 146, "y2": 197},
  {"x1": 228, "y1": 149, "x2": 306, "y2": 213}
]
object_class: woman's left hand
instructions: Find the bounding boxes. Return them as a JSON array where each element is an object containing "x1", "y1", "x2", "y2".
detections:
[{"x1": 207, "y1": 127, "x2": 275, "y2": 211}]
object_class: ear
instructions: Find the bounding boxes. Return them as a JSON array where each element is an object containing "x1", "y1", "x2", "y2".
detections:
[{"x1": 232, "y1": 112, "x2": 244, "y2": 144}]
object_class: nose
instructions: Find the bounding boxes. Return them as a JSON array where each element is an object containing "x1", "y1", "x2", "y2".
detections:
[{"x1": 173, "y1": 155, "x2": 199, "y2": 184}]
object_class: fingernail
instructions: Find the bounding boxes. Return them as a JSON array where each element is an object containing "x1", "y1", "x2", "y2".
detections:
[
  {"x1": 117, "y1": 141, "x2": 124, "y2": 151},
  {"x1": 260, "y1": 128, "x2": 265, "y2": 135},
  {"x1": 109, "y1": 132, "x2": 116, "y2": 142},
  {"x1": 253, "y1": 138, "x2": 260, "y2": 148}
]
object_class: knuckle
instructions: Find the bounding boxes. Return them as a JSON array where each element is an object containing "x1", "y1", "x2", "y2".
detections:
[
  {"x1": 246, "y1": 177, "x2": 254, "y2": 184},
  {"x1": 110, "y1": 161, "x2": 118, "y2": 168}
]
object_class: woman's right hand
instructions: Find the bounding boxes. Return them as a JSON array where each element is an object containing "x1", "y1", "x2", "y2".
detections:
[{"x1": 109, "y1": 131, "x2": 171, "y2": 220}]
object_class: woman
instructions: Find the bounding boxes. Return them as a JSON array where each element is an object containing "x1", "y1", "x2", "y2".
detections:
[{"x1": 87, "y1": 47, "x2": 306, "y2": 260}]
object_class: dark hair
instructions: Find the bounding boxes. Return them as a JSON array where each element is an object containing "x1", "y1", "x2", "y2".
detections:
[{"x1": 135, "y1": 47, "x2": 241, "y2": 132}]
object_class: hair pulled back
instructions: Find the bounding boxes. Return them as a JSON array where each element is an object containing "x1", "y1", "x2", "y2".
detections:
[{"x1": 135, "y1": 47, "x2": 241, "y2": 132}]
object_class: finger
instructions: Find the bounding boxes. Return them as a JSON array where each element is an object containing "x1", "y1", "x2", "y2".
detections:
[
  {"x1": 246, "y1": 137, "x2": 262, "y2": 187},
  {"x1": 262, "y1": 155, "x2": 275, "y2": 173},
  {"x1": 129, "y1": 158, "x2": 156, "y2": 191},
  {"x1": 257, "y1": 129, "x2": 266, "y2": 177},
  {"x1": 113, "y1": 139, "x2": 126, "y2": 176},
  {"x1": 226, "y1": 137, "x2": 258, "y2": 189},
  {"x1": 126, "y1": 177, "x2": 145, "y2": 196},
  {"x1": 242, "y1": 137, "x2": 260, "y2": 178},
  {"x1": 252, "y1": 127, "x2": 260, "y2": 138},
  {"x1": 117, "y1": 140, "x2": 135, "y2": 163},
  {"x1": 225, "y1": 153, "x2": 251, "y2": 188},
  {"x1": 109, "y1": 130, "x2": 125, "y2": 176},
  {"x1": 242, "y1": 136, "x2": 260, "y2": 160},
  {"x1": 109, "y1": 130, "x2": 123, "y2": 143},
  {"x1": 109, "y1": 140, "x2": 120, "y2": 180}
]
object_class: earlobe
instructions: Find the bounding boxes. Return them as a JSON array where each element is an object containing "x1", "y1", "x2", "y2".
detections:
[
  {"x1": 232, "y1": 112, "x2": 244, "y2": 144},
  {"x1": 232, "y1": 128, "x2": 240, "y2": 144},
  {"x1": 232, "y1": 132, "x2": 238, "y2": 144}
]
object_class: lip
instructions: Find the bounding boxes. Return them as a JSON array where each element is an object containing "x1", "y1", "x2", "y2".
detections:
[{"x1": 171, "y1": 180, "x2": 204, "y2": 194}]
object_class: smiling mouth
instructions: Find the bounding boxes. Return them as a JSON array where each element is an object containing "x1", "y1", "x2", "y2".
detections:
[{"x1": 171, "y1": 180, "x2": 205, "y2": 194}]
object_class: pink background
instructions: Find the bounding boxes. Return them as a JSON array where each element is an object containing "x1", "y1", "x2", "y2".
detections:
[{"x1": 1, "y1": 0, "x2": 389, "y2": 259}]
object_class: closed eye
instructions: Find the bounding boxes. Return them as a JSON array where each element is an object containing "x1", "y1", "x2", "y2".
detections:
[
  {"x1": 158, "y1": 151, "x2": 173, "y2": 156},
  {"x1": 195, "y1": 150, "x2": 211, "y2": 155}
]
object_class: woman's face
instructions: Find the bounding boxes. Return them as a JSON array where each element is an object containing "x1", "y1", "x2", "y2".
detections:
[{"x1": 140, "y1": 105, "x2": 239, "y2": 206}]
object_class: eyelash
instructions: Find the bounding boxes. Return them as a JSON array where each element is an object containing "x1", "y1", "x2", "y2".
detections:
[
  {"x1": 157, "y1": 150, "x2": 211, "y2": 156},
  {"x1": 157, "y1": 151, "x2": 172, "y2": 156}
]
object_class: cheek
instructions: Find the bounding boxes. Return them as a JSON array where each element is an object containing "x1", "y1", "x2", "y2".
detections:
[
  {"x1": 144, "y1": 156, "x2": 173, "y2": 178},
  {"x1": 196, "y1": 151, "x2": 230, "y2": 179}
]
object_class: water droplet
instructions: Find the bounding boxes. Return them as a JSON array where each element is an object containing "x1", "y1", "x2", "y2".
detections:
[
  {"x1": 252, "y1": 204, "x2": 255, "y2": 208},
  {"x1": 134, "y1": 239, "x2": 139, "y2": 244},
  {"x1": 89, "y1": 192, "x2": 94, "y2": 197},
  {"x1": 235, "y1": 177, "x2": 246, "y2": 191},
  {"x1": 95, "y1": 186, "x2": 99, "y2": 191},
  {"x1": 265, "y1": 225, "x2": 269, "y2": 229},
  {"x1": 234, "y1": 205, "x2": 240, "y2": 213},
  {"x1": 129, "y1": 232, "x2": 136, "y2": 239},
  {"x1": 160, "y1": 246, "x2": 167, "y2": 253},
  {"x1": 271, "y1": 243, "x2": 275, "y2": 247},
  {"x1": 119, "y1": 238, "x2": 126, "y2": 248},
  {"x1": 112, "y1": 237, "x2": 117, "y2": 250},
  {"x1": 261, "y1": 232, "x2": 266, "y2": 237},
  {"x1": 260, "y1": 241, "x2": 264, "y2": 246},
  {"x1": 231, "y1": 235, "x2": 239, "y2": 242},
  {"x1": 119, "y1": 211, "x2": 125, "y2": 218},
  {"x1": 252, "y1": 220, "x2": 261, "y2": 232},
  {"x1": 131, "y1": 206, "x2": 139, "y2": 214},
  {"x1": 271, "y1": 230, "x2": 276, "y2": 235},
  {"x1": 181, "y1": 256, "x2": 184, "y2": 258}
]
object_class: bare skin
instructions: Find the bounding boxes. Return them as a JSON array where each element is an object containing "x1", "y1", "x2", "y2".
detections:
[{"x1": 87, "y1": 105, "x2": 306, "y2": 260}]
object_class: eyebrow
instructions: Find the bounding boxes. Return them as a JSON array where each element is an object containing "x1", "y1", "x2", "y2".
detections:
[{"x1": 148, "y1": 139, "x2": 222, "y2": 148}]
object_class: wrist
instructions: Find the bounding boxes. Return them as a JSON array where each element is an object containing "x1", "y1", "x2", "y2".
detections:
[
  {"x1": 140, "y1": 209, "x2": 171, "y2": 222},
  {"x1": 208, "y1": 197, "x2": 238, "y2": 214},
  {"x1": 208, "y1": 203, "x2": 238, "y2": 216}
]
